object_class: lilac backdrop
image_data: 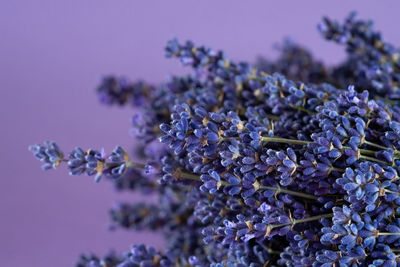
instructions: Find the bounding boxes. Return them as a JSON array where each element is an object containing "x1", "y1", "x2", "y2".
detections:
[{"x1": 1, "y1": 1, "x2": 400, "y2": 266}]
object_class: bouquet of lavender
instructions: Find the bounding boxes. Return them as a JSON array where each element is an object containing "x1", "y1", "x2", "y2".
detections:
[{"x1": 30, "y1": 13, "x2": 400, "y2": 266}]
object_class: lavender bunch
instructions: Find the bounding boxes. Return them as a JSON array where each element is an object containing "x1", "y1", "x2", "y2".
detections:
[{"x1": 30, "y1": 13, "x2": 400, "y2": 266}]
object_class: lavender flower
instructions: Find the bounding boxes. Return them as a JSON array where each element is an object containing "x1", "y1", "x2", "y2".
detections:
[{"x1": 29, "y1": 141, "x2": 64, "y2": 170}]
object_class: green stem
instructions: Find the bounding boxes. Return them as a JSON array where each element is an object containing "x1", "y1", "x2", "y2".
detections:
[
  {"x1": 289, "y1": 104, "x2": 317, "y2": 115},
  {"x1": 176, "y1": 170, "x2": 204, "y2": 181},
  {"x1": 260, "y1": 186, "x2": 318, "y2": 200},
  {"x1": 260, "y1": 136, "x2": 385, "y2": 161},
  {"x1": 378, "y1": 232, "x2": 400, "y2": 236},
  {"x1": 359, "y1": 154, "x2": 388, "y2": 165},
  {"x1": 363, "y1": 140, "x2": 389, "y2": 150},
  {"x1": 261, "y1": 136, "x2": 310, "y2": 146},
  {"x1": 363, "y1": 141, "x2": 400, "y2": 157},
  {"x1": 270, "y1": 213, "x2": 333, "y2": 229},
  {"x1": 358, "y1": 148, "x2": 376, "y2": 156},
  {"x1": 126, "y1": 162, "x2": 146, "y2": 169}
]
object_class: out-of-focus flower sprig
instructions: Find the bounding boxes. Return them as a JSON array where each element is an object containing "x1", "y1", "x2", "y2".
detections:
[
  {"x1": 256, "y1": 39, "x2": 329, "y2": 84},
  {"x1": 97, "y1": 76, "x2": 154, "y2": 106},
  {"x1": 319, "y1": 12, "x2": 400, "y2": 99},
  {"x1": 77, "y1": 245, "x2": 173, "y2": 267}
]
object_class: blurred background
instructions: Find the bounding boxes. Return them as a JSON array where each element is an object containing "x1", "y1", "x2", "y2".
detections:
[{"x1": 1, "y1": 1, "x2": 400, "y2": 266}]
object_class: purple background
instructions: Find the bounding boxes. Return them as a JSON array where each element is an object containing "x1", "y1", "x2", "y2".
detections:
[{"x1": 1, "y1": 1, "x2": 400, "y2": 266}]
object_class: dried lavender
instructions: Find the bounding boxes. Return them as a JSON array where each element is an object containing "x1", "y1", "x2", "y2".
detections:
[{"x1": 30, "y1": 13, "x2": 400, "y2": 266}]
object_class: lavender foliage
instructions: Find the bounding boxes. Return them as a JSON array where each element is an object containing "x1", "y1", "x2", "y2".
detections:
[{"x1": 30, "y1": 13, "x2": 400, "y2": 266}]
